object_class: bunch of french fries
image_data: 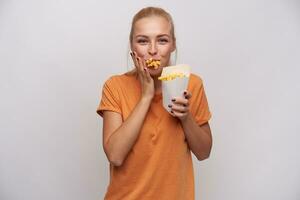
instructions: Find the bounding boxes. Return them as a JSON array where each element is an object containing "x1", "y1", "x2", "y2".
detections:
[
  {"x1": 158, "y1": 72, "x2": 188, "y2": 81},
  {"x1": 146, "y1": 58, "x2": 161, "y2": 69}
]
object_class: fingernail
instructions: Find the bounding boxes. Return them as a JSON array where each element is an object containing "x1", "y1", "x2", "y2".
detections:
[{"x1": 168, "y1": 104, "x2": 172, "y2": 108}]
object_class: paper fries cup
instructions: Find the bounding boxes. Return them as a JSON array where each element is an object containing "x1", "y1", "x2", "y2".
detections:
[
  {"x1": 158, "y1": 65, "x2": 191, "y2": 112},
  {"x1": 161, "y1": 77, "x2": 189, "y2": 112}
]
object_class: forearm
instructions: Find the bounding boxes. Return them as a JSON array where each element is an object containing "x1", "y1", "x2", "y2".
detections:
[
  {"x1": 106, "y1": 97, "x2": 152, "y2": 166},
  {"x1": 180, "y1": 113, "x2": 212, "y2": 160}
]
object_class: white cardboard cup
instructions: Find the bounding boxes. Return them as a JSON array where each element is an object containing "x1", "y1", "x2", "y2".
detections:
[
  {"x1": 159, "y1": 64, "x2": 191, "y2": 112},
  {"x1": 162, "y1": 76, "x2": 189, "y2": 112}
]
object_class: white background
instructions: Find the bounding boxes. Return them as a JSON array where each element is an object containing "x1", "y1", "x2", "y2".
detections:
[{"x1": 0, "y1": 0, "x2": 299, "y2": 199}]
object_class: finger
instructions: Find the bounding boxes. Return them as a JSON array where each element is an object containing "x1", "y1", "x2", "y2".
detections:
[
  {"x1": 183, "y1": 90, "x2": 192, "y2": 99},
  {"x1": 139, "y1": 58, "x2": 152, "y2": 82},
  {"x1": 171, "y1": 97, "x2": 189, "y2": 107},
  {"x1": 170, "y1": 110, "x2": 186, "y2": 118},
  {"x1": 135, "y1": 54, "x2": 142, "y2": 71},
  {"x1": 169, "y1": 104, "x2": 189, "y2": 113},
  {"x1": 144, "y1": 67, "x2": 152, "y2": 81},
  {"x1": 130, "y1": 51, "x2": 139, "y2": 69},
  {"x1": 141, "y1": 59, "x2": 153, "y2": 81},
  {"x1": 133, "y1": 52, "x2": 143, "y2": 72},
  {"x1": 137, "y1": 56, "x2": 147, "y2": 78},
  {"x1": 169, "y1": 110, "x2": 176, "y2": 117}
]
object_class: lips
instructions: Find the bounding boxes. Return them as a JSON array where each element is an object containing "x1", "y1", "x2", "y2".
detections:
[{"x1": 145, "y1": 58, "x2": 161, "y2": 69}]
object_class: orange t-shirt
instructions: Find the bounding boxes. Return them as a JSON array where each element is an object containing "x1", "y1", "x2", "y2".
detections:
[{"x1": 96, "y1": 72, "x2": 211, "y2": 200}]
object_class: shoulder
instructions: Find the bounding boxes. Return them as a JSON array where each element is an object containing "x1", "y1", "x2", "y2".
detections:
[
  {"x1": 188, "y1": 73, "x2": 204, "y2": 89},
  {"x1": 104, "y1": 73, "x2": 135, "y2": 87},
  {"x1": 104, "y1": 74, "x2": 124, "y2": 84}
]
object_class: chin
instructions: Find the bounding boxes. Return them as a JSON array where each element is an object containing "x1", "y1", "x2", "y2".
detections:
[{"x1": 147, "y1": 66, "x2": 164, "y2": 77}]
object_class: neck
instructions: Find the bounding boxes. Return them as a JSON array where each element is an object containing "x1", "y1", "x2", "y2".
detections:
[{"x1": 153, "y1": 77, "x2": 162, "y2": 94}]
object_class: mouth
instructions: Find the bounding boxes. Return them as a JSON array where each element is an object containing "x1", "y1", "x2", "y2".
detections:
[{"x1": 145, "y1": 58, "x2": 161, "y2": 70}]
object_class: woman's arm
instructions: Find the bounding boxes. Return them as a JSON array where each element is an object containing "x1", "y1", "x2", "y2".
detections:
[
  {"x1": 103, "y1": 97, "x2": 152, "y2": 167},
  {"x1": 169, "y1": 91, "x2": 212, "y2": 161},
  {"x1": 103, "y1": 51, "x2": 154, "y2": 167},
  {"x1": 180, "y1": 119, "x2": 212, "y2": 160}
]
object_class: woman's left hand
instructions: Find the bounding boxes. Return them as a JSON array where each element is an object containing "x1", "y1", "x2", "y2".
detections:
[{"x1": 169, "y1": 90, "x2": 192, "y2": 122}]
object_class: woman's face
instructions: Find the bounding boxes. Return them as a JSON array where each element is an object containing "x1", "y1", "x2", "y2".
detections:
[{"x1": 131, "y1": 16, "x2": 176, "y2": 77}]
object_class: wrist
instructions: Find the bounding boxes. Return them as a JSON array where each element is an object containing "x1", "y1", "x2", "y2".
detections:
[
  {"x1": 140, "y1": 96, "x2": 153, "y2": 104},
  {"x1": 180, "y1": 112, "x2": 192, "y2": 124}
]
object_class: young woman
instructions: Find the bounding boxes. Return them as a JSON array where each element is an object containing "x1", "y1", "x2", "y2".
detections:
[{"x1": 97, "y1": 6, "x2": 212, "y2": 200}]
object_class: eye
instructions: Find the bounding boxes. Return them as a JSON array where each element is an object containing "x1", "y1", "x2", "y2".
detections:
[
  {"x1": 137, "y1": 39, "x2": 148, "y2": 44},
  {"x1": 158, "y1": 38, "x2": 169, "y2": 44}
]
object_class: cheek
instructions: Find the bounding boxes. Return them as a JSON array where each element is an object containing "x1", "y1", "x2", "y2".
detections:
[
  {"x1": 159, "y1": 46, "x2": 174, "y2": 57},
  {"x1": 132, "y1": 45, "x2": 148, "y2": 57}
]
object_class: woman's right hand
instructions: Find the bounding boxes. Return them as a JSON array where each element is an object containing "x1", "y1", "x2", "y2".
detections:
[{"x1": 130, "y1": 51, "x2": 155, "y2": 101}]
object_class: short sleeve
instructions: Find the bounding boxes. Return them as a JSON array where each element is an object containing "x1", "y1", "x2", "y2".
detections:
[
  {"x1": 96, "y1": 77, "x2": 122, "y2": 117},
  {"x1": 189, "y1": 75, "x2": 212, "y2": 126}
]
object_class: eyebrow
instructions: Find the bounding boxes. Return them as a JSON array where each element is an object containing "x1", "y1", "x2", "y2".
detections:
[
  {"x1": 135, "y1": 34, "x2": 171, "y2": 38},
  {"x1": 157, "y1": 34, "x2": 171, "y2": 38}
]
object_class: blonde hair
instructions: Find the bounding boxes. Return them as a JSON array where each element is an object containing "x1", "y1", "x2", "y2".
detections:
[
  {"x1": 129, "y1": 7, "x2": 176, "y2": 44},
  {"x1": 126, "y1": 7, "x2": 177, "y2": 76}
]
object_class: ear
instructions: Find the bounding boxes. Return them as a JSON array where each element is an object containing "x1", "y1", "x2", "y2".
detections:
[
  {"x1": 171, "y1": 38, "x2": 176, "y2": 52},
  {"x1": 129, "y1": 43, "x2": 133, "y2": 52}
]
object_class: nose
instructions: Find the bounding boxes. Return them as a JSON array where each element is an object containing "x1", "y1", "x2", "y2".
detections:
[{"x1": 148, "y1": 42, "x2": 158, "y2": 56}]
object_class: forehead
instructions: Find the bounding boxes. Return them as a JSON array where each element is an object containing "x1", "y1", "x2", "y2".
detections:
[{"x1": 133, "y1": 16, "x2": 171, "y2": 36}]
